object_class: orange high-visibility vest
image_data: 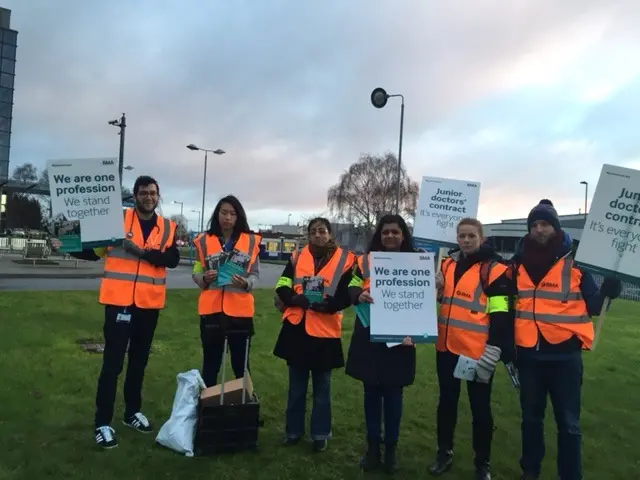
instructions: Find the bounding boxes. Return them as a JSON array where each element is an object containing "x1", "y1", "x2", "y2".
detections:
[
  {"x1": 282, "y1": 246, "x2": 355, "y2": 338},
  {"x1": 515, "y1": 253, "x2": 593, "y2": 350},
  {"x1": 194, "y1": 232, "x2": 262, "y2": 318},
  {"x1": 357, "y1": 254, "x2": 371, "y2": 290},
  {"x1": 99, "y1": 208, "x2": 176, "y2": 309},
  {"x1": 437, "y1": 257, "x2": 509, "y2": 360}
]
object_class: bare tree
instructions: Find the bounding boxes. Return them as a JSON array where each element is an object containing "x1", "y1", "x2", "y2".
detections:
[
  {"x1": 170, "y1": 214, "x2": 189, "y2": 239},
  {"x1": 327, "y1": 152, "x2": 419, "y2": 235},
  {"x1": 12, "y1": 163, "x2": 38, "y2": 183}
]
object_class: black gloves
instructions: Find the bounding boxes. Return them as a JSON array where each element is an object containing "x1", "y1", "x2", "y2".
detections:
[
  {"x1": 290, "y1": 294, "x2": 310, "y2": 309},
  {"x1": 600, "y1": 276, "x2": 622, "y2": 299},
  {"x1": 309, "y1": 296, "x2": 341, "y2": 314},
  {"x1": 142, "y1": 249, "x2": 164, "y2": 266}
]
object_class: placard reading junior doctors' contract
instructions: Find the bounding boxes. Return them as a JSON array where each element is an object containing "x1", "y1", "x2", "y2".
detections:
[
  {"x1": 369, "y1": 251, "x2": 438, "y2": 343},
  {"x1": 413, "y1": 176, "x2": 481, "y2": 247},
  {"x1": 575, "y1": 163, "x2": 640, "y2": 285},
  {"x1": 47, "y1": 157, "x2": 125, "y2": 250}
]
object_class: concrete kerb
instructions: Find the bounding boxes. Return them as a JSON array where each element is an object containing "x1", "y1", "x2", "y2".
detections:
[{"x1": 0, "y1": 272, "x2": 104, "y2": 279}]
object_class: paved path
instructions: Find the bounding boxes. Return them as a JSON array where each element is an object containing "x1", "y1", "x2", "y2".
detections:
[{"x1": 0, "y1": 261, "x2": 283, "y2": 291}]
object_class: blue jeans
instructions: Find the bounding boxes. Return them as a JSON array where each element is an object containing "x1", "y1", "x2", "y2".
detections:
[
  {"x1": 363, "y1": 384, "x2": 403, "y2": 445},
  {"x1": 285, "y1": 365, "x2": 332, "y2": 440},
  {"x1": 518, "y1": 353, "x2": 583, "y2": 480}
]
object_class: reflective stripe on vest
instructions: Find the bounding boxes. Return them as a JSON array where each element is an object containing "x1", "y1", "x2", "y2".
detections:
[
  {"x1": 514, "y1": 253, "x2": 593, "y2": 349},
  {"x1": 282, "y1": 246, "x2": 354, "y2": 338},
  {"x1": 99, "y1": 210, "x2": 175, "y2": 309},
  {"x1": 195, "y1": 232, "x2": 260, "y2": 316},
  {"x1": 292, "y1": 249, "x2": 349, "y2": 296}
]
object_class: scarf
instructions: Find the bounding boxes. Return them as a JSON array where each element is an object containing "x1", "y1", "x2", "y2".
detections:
[
  {"x1": 520, "y1": 231, "x2": 564, "y2": 285},
  {"x1": 308, "y1": 239, "x2": 338, "y2": 273}
]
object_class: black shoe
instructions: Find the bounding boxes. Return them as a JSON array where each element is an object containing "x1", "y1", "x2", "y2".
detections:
[
  {"x1": 282, "y1": 436, "x2": 301, "y2": 446},
  {"x1": 95, "y1": 425, "x2": 118, "y2": 449},
  {"x1": 313, "y1": 439, "x2": 327, "y2": 452},
  {"x1": 383, "y1": 443, "x2": 398, "y2": 474},
  {"x1": 475, "y1": 463, "x2": 491, "y2": 480},
  {"x1": 360, "y1": 440, "x2": 381, "y2": 471},
  {"x1": 123, "y1": 412, "x2": 153, "y2": 433},
  {"x1": 428, "y1": 450, "x2": 453, "y2": 476}
]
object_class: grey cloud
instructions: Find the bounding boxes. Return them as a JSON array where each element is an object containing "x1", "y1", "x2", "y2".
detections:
[{"x1": 4, "y1": 0, "x2": 640, "y2": 220}]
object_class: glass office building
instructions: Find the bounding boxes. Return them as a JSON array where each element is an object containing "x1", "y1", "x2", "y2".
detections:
[{"x1": 0, "y1": 7, "x2": 16, "y2": 183}]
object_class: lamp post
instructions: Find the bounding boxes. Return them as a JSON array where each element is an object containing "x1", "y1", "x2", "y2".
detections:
[
  {"x1": 371, "y1": 87, "x2": 404, "y2": 214},
  {"x1": 172, "y1": 200, "x2": 184, "y2": 217},
  {"x1": 191, "y1": 209, "x2": 201, "y2": 233},
  {"x1": 287, "y1": 213, "x2": 292, "y2": 225},
  {"x1": 186, "y1": 144, "x2": 225, "y2": 232},
  {"x1": 580, "y1": 181, "x2": 588, "y2": 218},
  {"x1": 108, "y1": 113, "x2": 127, "y2": 186}
]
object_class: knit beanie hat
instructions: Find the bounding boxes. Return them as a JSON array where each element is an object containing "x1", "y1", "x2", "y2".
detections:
[{"x1": 527, "y1": 199, "x2": 560, "y2": 232}]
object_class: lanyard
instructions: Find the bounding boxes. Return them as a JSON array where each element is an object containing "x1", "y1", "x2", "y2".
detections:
[{"x1": 219, "y1": 235, "x2": 235, "y2": 253}]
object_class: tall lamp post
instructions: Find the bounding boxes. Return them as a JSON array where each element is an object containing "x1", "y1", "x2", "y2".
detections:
[
  {"x1": 371, "y1": 87, "x2": 404, "y2": 214},
  {"x1": 191, "y1": 209, "x2": 201, "y2": 233},
  {"x1": 186, "y1": 144, "x2": 225, "y2": 232},
  {"x1": 580, "y1": 181, "x2": 588, "y2": 218},
  {"x1": 172, "y1": 200, "x2": 184, "y2": 217},
  {"x1": 108, "y1": 113, "x2": 127, "y2": 186}
]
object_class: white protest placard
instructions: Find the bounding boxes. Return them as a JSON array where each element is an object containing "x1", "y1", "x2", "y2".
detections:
[
  {"x1": 47, "y1": 158, "x2": 125, "y2": 251},
  {"x1": 575, "y1": 163, "x2": 640, "y2": 284},
  {"x1": 369, "y1": 251, "x2": 437, "y2": 343},
  {"x1": 413, "y1": 176, "x2": 481, "y2": 247}
]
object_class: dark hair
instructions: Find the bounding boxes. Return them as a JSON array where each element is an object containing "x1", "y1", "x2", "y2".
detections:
[
  {"x1": 539, "y1": 199, "x2": 554, "y2": 206},
  {"x1": 206, "y1": 195, "x2": 251, "y2": 236},
  {"x1": 307, "y1": 217, "x2": 332, "y2": 234},
  {"x1": 367, "y1": 214, "x2": 414, "y2": 252},
  {"x1": 133, "y1": 175, "x2": 160, "y2": 195}
]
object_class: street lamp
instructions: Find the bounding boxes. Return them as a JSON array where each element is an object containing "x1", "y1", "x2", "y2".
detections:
[
  {"x1": 172, "y1": 200, "x2": 184, "y2": 217},
  {"x1": 371, "y1": 87, "x2": 404, "y2": 214},
  {"x1": 186, "y1": 144, "x2": 226, "y2": 232},
  {"x1": 580, "y1": 181, "x2": 588, "y2": 218},
  {"x1": 191, "y1": 209, "x2": 201, "y2": 233},
  {"x1": 108, "y1": 113, "x2": 127, "y2": 186},
  {"x1": 287, "y1": 213, "x2": 292, "y2": 225}
]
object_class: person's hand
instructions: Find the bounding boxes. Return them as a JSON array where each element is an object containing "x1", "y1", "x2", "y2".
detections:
[
  {"x1": 204, "y1": 270, "x2": 217, "y2": 283},
  {"x1": 231, "y1": 274, "x2": 248, "y2": 289},
  {"x1": 123, "y1": 239, "x2": 145, "y2": 257},
  {"x1": 358, "y1": 290, "x2": 374, "y2": 304},
  {"x1": 401, "y1": 336, "x2": 414, "y2": 347},
  {"x1": 600, "y1": 276, "x2": 622, "y2": 300},
  {"x1": 435, "y1": 271, "x2": 444, "y2": 290},
  {"x1": 475, "y1": 344, "x2": 501, "y2": 383},
  {"x1": 49, "y1": 237, "x2": 62, "y2": 251},
  {"x1": 291, "y1": 294, "x2": 310, "y2": 309}
]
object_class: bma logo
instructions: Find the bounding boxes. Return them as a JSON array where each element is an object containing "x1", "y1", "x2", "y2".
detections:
[
  {"x1": 102, "y1": 160, "x2": 115, "y2": 165},
  {"x1": 467, "y1": 183, "x2": 478, "y2": 187},
  {"x1": 419, "y1": 255, "x2": 430, "y2": 260},
  {"x1": 541, "y1": 281, "x2": 559, "y2": 288},
  {"x1": 456, "y1": 290, "x2": 471, "y2": 298}
]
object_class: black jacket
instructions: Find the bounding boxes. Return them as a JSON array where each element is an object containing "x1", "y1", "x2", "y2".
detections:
[{"x1": 345, "y1": 260, "x2": 416, "y2": 388}]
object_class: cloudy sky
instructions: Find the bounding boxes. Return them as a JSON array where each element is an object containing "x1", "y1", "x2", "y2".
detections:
[{"x1": 5, "y1": 0, "x2": 640, "y2": 229}]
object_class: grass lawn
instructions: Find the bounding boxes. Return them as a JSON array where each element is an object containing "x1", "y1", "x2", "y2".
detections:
[{"x1": 0, "y1": 290, "x2": 638, "y2": 480}]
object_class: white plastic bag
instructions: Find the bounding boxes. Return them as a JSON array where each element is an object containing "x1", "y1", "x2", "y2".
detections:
[{"x1": 155, "y1": 369, "x2": 206, "y2": 457}]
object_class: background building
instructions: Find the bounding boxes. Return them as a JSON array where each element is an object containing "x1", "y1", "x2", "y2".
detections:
[{"x1": 0, "y1": 7, "x2": 16, "y2": 183}]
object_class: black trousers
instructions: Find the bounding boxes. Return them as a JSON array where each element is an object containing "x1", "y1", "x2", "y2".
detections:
[
  {"x1": 94, "y1": 305, "x2": 159, "y2": 428},
  {"x1": 436, "y1": 350, "x2": 494, "y2": 466},
  {"x1": 200, "y1": 315, "x2": 251, "y2": 387}
]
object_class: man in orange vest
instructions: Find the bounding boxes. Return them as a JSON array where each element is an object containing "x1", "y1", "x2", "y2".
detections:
[
  {"x1": 509, "y1": 200, "x2": 621, "y2": 480},
  {"x1": 50, "y1": 176, "x2": 180, "y2": 449}
]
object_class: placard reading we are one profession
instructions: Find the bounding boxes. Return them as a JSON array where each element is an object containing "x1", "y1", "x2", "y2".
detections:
[
  {"x1": 413, "y1": 176, "x2": 481, "y2": 247},
  {"x1": 47, "y1": 157, "x2": 125, "y2": 249},
  {"x1": 369, "y1": 251, "x2": 438, "y2": 343}
]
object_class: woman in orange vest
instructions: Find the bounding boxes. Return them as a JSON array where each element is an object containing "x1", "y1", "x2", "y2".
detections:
[
  {"x1": 273, "y1": 217, "x2": 355, "y2": 453},
  {"x1": 345, "y1": 214, "x2": 417, "y2": 474},
  {"x1": 429, "y1": 218, "x2": 513, "y2": 480},
  {"x1": 192, "y1": 195, "x2": 261, "y2": 387}
]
